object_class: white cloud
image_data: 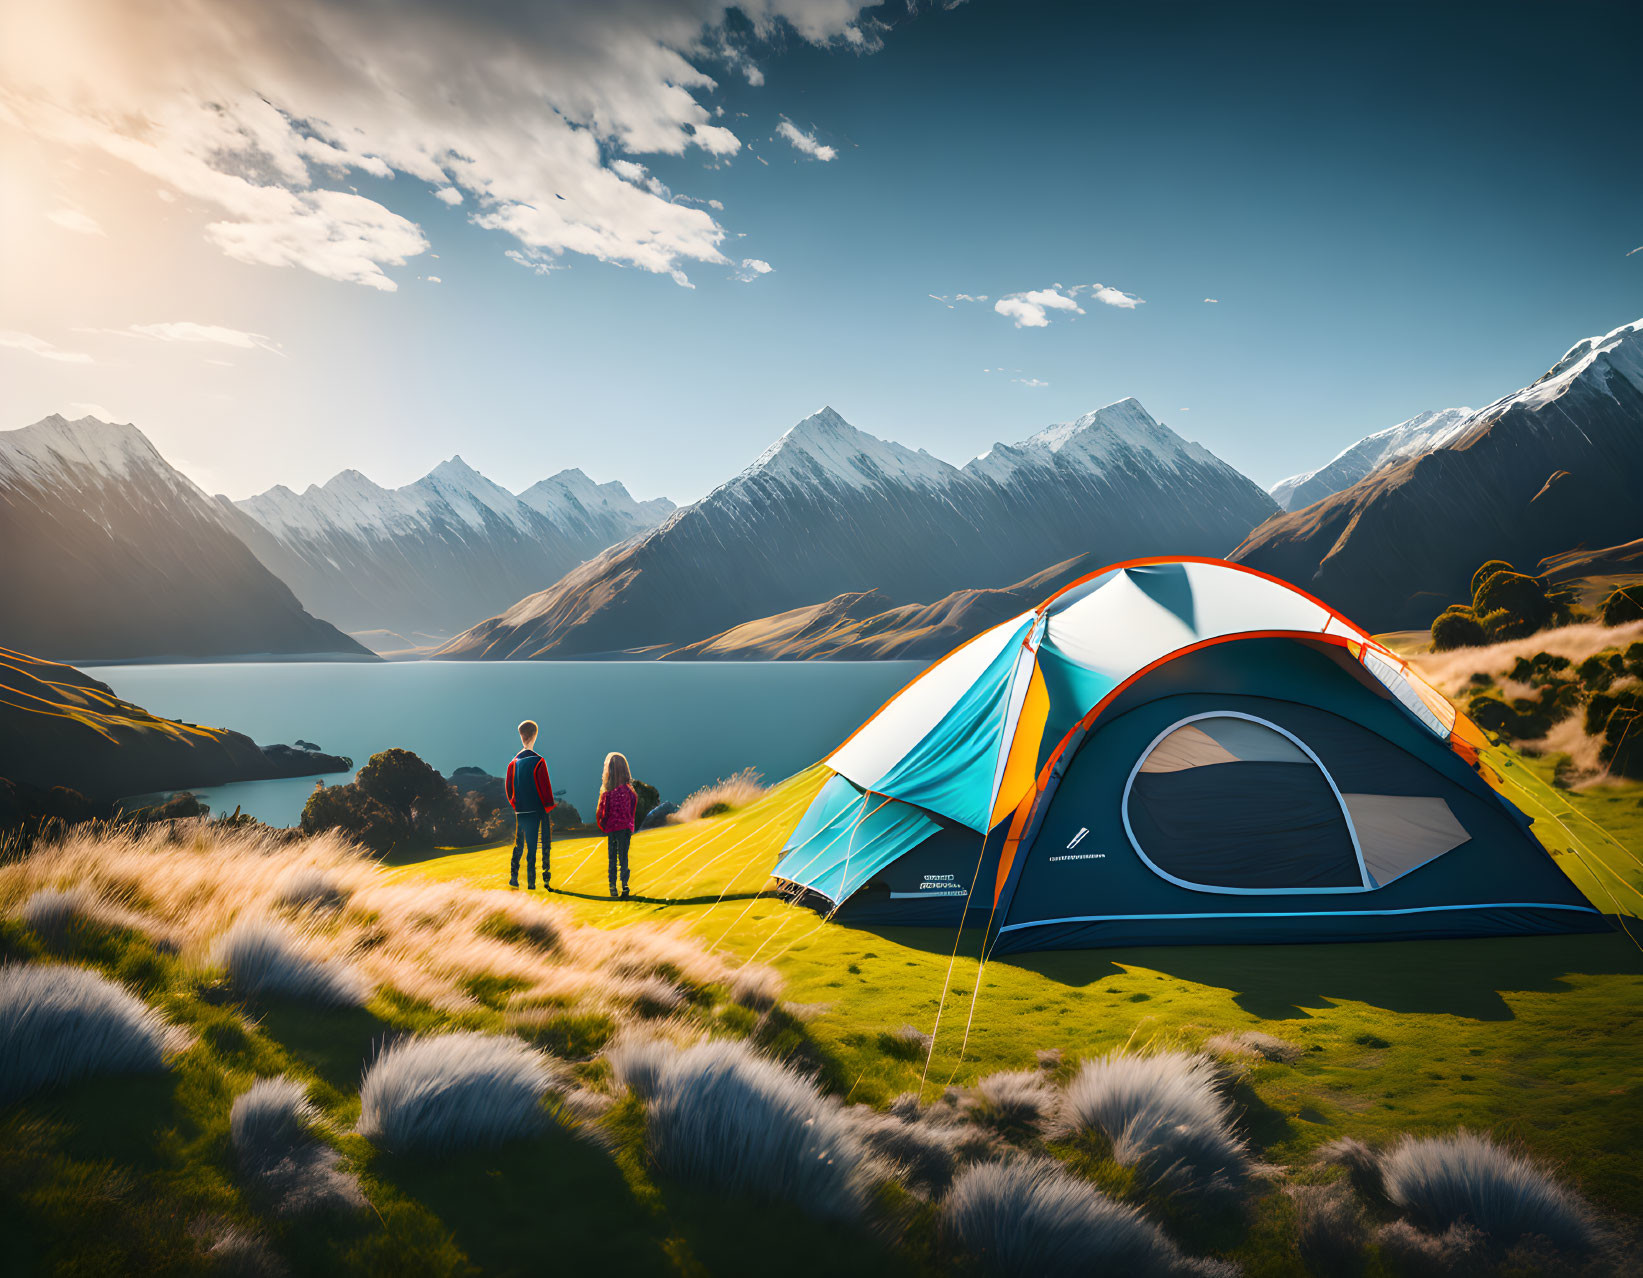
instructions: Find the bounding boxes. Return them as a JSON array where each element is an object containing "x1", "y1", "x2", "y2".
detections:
[
  {"x1": 776, "y1": 118, "x2": 837, "y2": 161},
  {"x1": 427, "y1": 275, "x2": 442, "y2": 283},
  {"x1": 1204, "y1": 297, "x2": 1219, "y2": 303},
  {"x1": 0, "y1": 331, "x2": 94, "y2": 363},
  {"x1": 126, "y1": 321, "x2": 281, "y2": 352},
  {"x1": 1012, "y1": 377, "x2": 1048, "y2": 388},
  {"x1": 1626, "y1": 247, "x2": 1641, "y2": 258},
  {"x1": 993, "y1": 287, "x2": 1083, "y2": 329},
  {"x1": 1090, "y1": 283, "x2": 1144, "y2": 309},
  {"x1": 433, "y1": 187, "x2": 464, "y2": 206},
  {"x1": 47, "y1": 207, "x2": 105, "y2": 235},
  {"x1": 3, "y1": 1, "x2": 879, "y2": 290},
  {"x1": 733, "y1": 257, "x2": 773, "y2": 282},
  {"x1": 929, "y1": 292, "x2": 988, "y2": 309}
]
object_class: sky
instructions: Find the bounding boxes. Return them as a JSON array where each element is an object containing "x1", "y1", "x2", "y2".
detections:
[{"x1": 1, "y1": 0, "x2": 1640, "y2": 504}]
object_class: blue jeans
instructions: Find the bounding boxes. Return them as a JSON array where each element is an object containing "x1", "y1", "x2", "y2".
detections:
[{"x1": 511, "y1": 811, "x2": 549, "y2": 887}]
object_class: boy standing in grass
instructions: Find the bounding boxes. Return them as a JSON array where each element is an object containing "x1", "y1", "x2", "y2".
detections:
[
  {"x1": 505, "y1": 720, "x2": 555, "y2": 890},
  {"x1": 596, "y1": 751, "x2": 638, "y2": 899}
]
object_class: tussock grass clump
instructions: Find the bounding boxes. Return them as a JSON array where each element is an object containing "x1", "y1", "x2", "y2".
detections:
[
  {"x1": 358, "y1": 1031, "x2": 556, "y2": 1154},
  {"x1": 0, "y1": 963, "x2": 170, "y2": 1102},
  {"x1": 213, "y1": 920, "x2": 370, "y2": 1008},
  {"x1": 1315, "y1": 1136, "x2": 1389, "y2": 1205},
  {"x1": 1058, "y1": 1050, "x2": 1251, "y2": 1200},
  {"x1": 629, "y1": 975, "x2": 685, "y2": 1017},
  {"x1": 850, "y1": 1105, "x2": 964, "y2": 1195},
  {"x1": 1379, "y1": 1130, "x2": 1601, "y2": 1254},
  {"x1": 965, "y1": 1069, "x2": 1055, "y2": 1140},
  {"x1": 940, "y1": 1159, "x2": 1234, "y2": 1278},
  {"x1": 1287, "y1": 1183, "x2": 1368, "y2": 1275},
  {"x1": 1205, "y1": 1030, "x2": 1302, "y2": 1065},
  {"x1": 606, "y1": 1034, "x2": 676, "y2": 1098},
  {"x1": 879, "y1": 1023, "x2": 932, "y2": 1060},
  {"x1": 231, "y1": 1077, "x2": 363, "y2": 1215},
  {"x1": 17, "y1": 886, "x2": 94, "y2": 942},
  {"x1": 1373, "y1": 1219, "x2": 1483, "y2": 1274},
  {"x1": 728, "y1": 962, "x2": 782, "y2": 1012},
  {"x1": 271, "y1": 866, "x2": 350, "y2": 912},
  {"x1": 673, "y1": 769, "x2": 766, "y2": 823},
  {"x1": 642, "y1": 1037, "x2": 876, "y2": 1222}
]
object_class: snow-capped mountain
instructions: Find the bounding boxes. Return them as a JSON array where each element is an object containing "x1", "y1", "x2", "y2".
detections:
[
  {"x1": 229, "y1": 458, "x2": 672, "y2": 642},
  {"x1": 1233, "y1": 317, "x2": 1643, "y2": 628},
  {"x1": 518, "y1": 468, "x2": 675, "y2": 549},
  {"x1": 0, "y1": 415, "x2": 367, "y2": 661},
  {"x1": 1268, "y1": 407, "x2": 1476, "y2": 511},
  {"x1": 439, "y1": 401, "x2": 1277, "y2": 660}
]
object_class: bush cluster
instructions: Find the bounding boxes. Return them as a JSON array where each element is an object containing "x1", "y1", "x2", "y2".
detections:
[
  {"x1": 1465, "y1": 639, "x2": 1643, "y2": 775},
  {"x1": 1431, "y1": 559, "x2": 1574, "y2": 650},
  {"x1": 300, "y1": 748, "x2": 510, "y2": 854}
]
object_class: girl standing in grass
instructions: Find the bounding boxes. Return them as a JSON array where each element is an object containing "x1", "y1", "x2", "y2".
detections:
[{"x1": 596, "y1": 751, "x2": 638, "y2": 899}]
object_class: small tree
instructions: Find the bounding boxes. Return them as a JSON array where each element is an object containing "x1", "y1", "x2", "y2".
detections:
[
  {"x1": 355, "y1": 749, "x2": 452, "y2": 831},
  {"x1": 633, "y1": 779, "x2": 661, "y2": 828},
  {"x1": 301, "y1": 783, "x2": 402, "y2": 854}
]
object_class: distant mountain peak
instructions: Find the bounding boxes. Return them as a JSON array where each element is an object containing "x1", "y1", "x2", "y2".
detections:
[
  {"x1": 1267, "y1": 406, "x2": 1477, "y2": 512},
  {"x1": 745, "y1": 407, "x2": 961, "y2": 493}
]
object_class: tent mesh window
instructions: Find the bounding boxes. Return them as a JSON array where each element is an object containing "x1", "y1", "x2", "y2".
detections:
[{"x1": 1123, "y1": 714, "x2": 1364, "y2": 892}]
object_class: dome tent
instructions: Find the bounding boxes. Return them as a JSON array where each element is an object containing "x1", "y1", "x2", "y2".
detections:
[{"x1": 773, "y1": 558, "x2": 1604, "y2": 952}]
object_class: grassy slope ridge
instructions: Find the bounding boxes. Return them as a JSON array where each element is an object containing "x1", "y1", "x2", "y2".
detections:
[
  {"x1": 0, "y1": 646, "x2": 344, "y2": 801},
  {"x1": 415, "y1": 756, "x2": 1643, "y2": 1223}
]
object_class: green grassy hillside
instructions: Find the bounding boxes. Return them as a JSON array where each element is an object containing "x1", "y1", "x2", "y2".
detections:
[{"x1": 413, "y1": 752, "x2": 1643, "y2": 1221}]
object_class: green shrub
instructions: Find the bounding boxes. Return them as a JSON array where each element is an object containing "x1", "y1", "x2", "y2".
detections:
[
  {"x1": 301, "y1": 783, "x2": 403, "y2": 854},
  {"x1": 1586, "y1": 688, "x2": 1643, "y2": 779},
  {"x1": 1508, "y1": 652, "x2": 1571, "y2": 686},
  {"x1": 1601, "y1": 584, "x2": 1643, "y2": 627},
  {"x1": 1432, "y1": 607, "x2": 1488, "y2": 651},
  {"x1": 1576, "y1": 651, "x2": 1626, "y2": 694},
  {"x1": 633, "y1": 779, "x2": 660, "y2": 828},
  {"x1": 1466, "y1": 692, "x2": 1555, "y2": 741}
]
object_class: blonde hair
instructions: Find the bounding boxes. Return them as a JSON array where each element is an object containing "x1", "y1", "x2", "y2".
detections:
[
  {"x1": 518, "y1": 720, "x2": 538, "y2": 745},
  {"x1": 601, "y1": 751, "x2": 633, "y2": 794}
]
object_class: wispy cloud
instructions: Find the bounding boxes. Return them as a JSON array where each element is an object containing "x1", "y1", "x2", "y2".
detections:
[
  {"x1": 1204, "y1": 297, "x2": 1219, "y2": 303},
  {"x1": 47, "y1": 207, "x2": 105, "y2": 236},
  {"x1": 1012, "y1": 377, "x2": 1048, "y2": 388},
  {"x1": 124, "y1": 321, "x2": 281, "y2": 352},
  {"x1": 994, "y1": 288, "x2": 1084, "y2": 328},
  {"x1": 0, "y1": 331, "x2": 94, "y2": 363},
  {"x1": 1090, "y1": 283, "x2": 1144, "y2": 309},
  {"x1": 4, "y1": 1, "x2": 880, "y2": 289},
  {"x1": 929, "y1": 292, "x2": 988, "y2": 309},
  {"x1": 733, "y1": 258, "x2": 773, "y2": 282},
  {"x1": 1627, "y1": 247, "x2": 1642, "y2": 258},
  {"x1": 776, "y1": 119, "x2": 838, "y2": 162}
]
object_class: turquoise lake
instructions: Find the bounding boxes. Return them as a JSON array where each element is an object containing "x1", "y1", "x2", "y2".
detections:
[{"x1": 99, "y1": 661, "x2": 922, "y2": 827}]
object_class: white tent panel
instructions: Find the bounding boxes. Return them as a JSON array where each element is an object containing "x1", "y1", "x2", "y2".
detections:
[
  {"x1": 1343, "y1": 793, "x2": 1472, "y2": 886},
  {"x1": 1045, "y1": 561, "x2": 1336, "y2": 683},
  {"x1": 828, "y1": 610, "x2": 1037, "y2": 791}
]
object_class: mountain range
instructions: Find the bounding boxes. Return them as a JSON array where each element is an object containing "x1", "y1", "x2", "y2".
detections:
[
  {"x1": 438, "y1": 399, "x2": 1278, "y2": 659},
  {"x1": 1267, "y1": 407, "x2": 1476, "y2": 511},
  {"x1": 1233, "y1": 318, "x2": 1643, "y2": 627},
  {"x1": 0, "y1": 415, "x2": 367, "y2": 662},
  {"x1": 228, "y1": 459, "x2": 674, "y2": 643}
]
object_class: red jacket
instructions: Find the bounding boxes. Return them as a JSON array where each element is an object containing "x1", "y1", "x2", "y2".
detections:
[
  {"x1": 505, "y1": 750, "x2": 555, "y2": 813},
  {"x1": 596, "y1": 784, "x2": 637, "y2": 833}
]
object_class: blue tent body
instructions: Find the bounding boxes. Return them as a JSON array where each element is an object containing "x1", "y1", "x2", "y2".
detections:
[{"x1": 773, "y1": 559, "x2": 1605, "y2": 952}]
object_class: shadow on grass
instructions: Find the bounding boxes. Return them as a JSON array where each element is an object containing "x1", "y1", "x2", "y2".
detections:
[
  {"x1": 547, "y1": 887, "x2": 769, "y2": 906},
  {"x1": 658, "y1": 1183, "x2": 915, "y2": 1278},
  {"x1": 854, "y1": 924, "x2": 1643, "y2": 1021},
  {"x1": 372, "y1": 1125, "x2": 672, "y2": 1278},
  {"x1": 257, "y1": 1001, "x2": 395, "y2": 1094}
]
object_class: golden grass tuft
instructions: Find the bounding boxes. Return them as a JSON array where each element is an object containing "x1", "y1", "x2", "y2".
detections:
[{"x1": 672, "y1": 768, "x2": 767, "y2": 823}]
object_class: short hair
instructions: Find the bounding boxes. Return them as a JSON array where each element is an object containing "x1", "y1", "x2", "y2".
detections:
[{"x1": 518, "y1": 719, "x2": 538, "y2": 743}]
